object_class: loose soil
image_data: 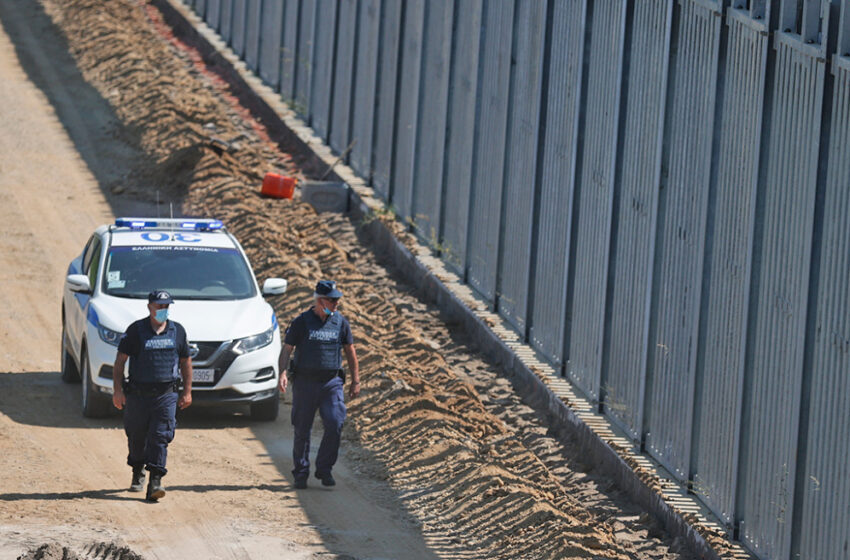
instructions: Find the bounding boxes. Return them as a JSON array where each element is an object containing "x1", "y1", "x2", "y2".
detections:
[{"x1": 0, "y1": 0, "x2": 708, "y2": 558}]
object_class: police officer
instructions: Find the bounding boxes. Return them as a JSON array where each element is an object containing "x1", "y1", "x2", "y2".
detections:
[
  {"x1": 279, "y1": 280, "x2": 360, "y2": 489},
  {"x1": 112, "y1": 289, "x2": 193, "y2": 502}
]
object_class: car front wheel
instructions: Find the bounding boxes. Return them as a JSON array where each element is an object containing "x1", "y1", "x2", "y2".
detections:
[
  {"x1": 249, "y1": 388, "x2": 280, "y2": 421},
  {"x1": 81, "y1": 348, "x2": 113, "y2": 418},
  {"x1": 60, "y1": 322, "x2": 80, "y2": 383}
]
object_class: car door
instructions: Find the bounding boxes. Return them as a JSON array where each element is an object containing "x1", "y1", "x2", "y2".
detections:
[{"x1": 67, "y1": 234, "x2": 102, "y2": 359}]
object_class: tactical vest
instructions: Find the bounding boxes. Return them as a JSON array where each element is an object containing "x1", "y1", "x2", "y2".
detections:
[
  {"x1": 294, "y1": 312, "x2": 344, "y2": 374},
  {"x1": 129, "y1": 321, "x2": 180, "y2": 384}
]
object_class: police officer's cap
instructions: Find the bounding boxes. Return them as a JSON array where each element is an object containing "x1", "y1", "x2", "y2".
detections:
[
  {"x1": 314, "y1": 280, "x2": 343, "y2": 299},
  {"x1": 148, "y1": 289, "x2": 174, "y2": 304}
]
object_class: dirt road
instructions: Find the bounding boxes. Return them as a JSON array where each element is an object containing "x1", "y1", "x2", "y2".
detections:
[
  {"x1": 0, "y1": 1, "x2": 710, "y2": 559},
  {"x1": 0, "y1": 2, "x2": 438, "y2": 559}
]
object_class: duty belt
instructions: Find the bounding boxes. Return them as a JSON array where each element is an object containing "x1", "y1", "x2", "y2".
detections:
[
  {"x1": 298, "y1": 368, "x2": 342, "y2": 383},
  {"x1": 124, "y1": 380, "x2": 179, "y2": 397}
]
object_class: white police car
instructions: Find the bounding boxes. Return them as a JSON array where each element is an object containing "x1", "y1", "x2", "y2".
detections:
[{"x1": 61, "y1": 217, "x2": 288, "y2": 419}]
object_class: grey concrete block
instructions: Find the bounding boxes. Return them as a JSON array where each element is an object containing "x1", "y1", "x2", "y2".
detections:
[{"x1": 300, "y1": 181, "x2": 350, "y2": 213}]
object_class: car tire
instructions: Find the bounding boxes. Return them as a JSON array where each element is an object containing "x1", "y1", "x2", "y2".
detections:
[
  {"x1": 250, "y1": 388, "x2": 280, "y2": 421},
  {"x1": 81, "y1": 347, "x2": 113, "y2": 418},
  {"x1": 60, "y1": 322, "x2": 80, "y2": 383}
]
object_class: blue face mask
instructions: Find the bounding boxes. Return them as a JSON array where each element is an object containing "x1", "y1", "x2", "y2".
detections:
[
  {"x1": 154, "y1": 308, "x2": 169, "y2": 322},
  {"x1": 323, "y1": 308, "x2": 334, "y2": 317}
]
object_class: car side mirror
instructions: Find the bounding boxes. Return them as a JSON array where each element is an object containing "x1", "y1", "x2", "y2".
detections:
[
  {"x1": 66, "y1": 274, "x2": 92, "y2": 294},
  {"x1": 262, "y1": 278, "x2": 288, "y2": 296}
]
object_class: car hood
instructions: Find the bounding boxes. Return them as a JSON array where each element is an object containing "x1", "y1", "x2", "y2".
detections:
[{"x1": 92, "y1": 295, "x2": 278, "y2": 342}]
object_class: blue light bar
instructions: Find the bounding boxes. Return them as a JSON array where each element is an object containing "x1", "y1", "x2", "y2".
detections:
[
  {"x1": 114, "y1": 218, "x2": 224, "y2": 231},
  {"x1": 181, "y1": 220, "x2": 224, "y2": 231},
  {"x1": 115, "y1": 218, "x2": 157, "y2": 229}
]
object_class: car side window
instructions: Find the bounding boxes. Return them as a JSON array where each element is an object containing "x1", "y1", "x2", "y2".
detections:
[
  {"x1": 86, "y1": 237, "x2": 103, "y2": 289},
  {"x1": 81, "y1": 235, "x2": 99, "y2": 273}
]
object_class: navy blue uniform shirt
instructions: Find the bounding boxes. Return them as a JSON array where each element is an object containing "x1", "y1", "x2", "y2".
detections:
[{"x1": 118, "y1": 318, "x2": 189, "y2": 384}]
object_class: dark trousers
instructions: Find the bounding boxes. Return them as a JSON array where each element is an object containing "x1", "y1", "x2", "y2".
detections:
[
  {"x1": 291, "y1": 376, "x2": 346, "y2": 479},
  {"x1": 124, "y1": 390, "x2": 178, "y2": 476}
]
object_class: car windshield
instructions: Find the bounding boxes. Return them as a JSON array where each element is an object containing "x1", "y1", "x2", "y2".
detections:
[{"x1": 102, "y1": 245, "x2": 256, "y2": 300}]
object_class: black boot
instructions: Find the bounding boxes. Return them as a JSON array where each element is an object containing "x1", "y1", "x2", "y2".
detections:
[
  {"x1": 316, "y1": 472, "x2": 336, "y2": 487},
  {"x1": 129, "y1": 466, "x2": 145, "y2": 492},
  {"x1": 146, "y1": 473, "x2": 165, "y2": 502}
]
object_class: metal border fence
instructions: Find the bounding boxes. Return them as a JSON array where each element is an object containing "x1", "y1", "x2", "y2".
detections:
[{"x1": 184, "y1": 1, "x2": 850, "y2": 558}]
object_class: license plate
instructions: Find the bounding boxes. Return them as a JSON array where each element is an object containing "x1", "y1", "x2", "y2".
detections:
[{"x1": 193, "y1": 368, "x2": 215, "y2": 382}]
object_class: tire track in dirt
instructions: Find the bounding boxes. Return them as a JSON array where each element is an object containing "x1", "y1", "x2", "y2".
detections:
[{"x1": 36, "y1": 0, "x2": 704, "y2": 558}]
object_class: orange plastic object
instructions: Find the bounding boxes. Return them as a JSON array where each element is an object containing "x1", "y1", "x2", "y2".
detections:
[{"x1": 261, "y1": 173, "x2": 296, "y2": 199}]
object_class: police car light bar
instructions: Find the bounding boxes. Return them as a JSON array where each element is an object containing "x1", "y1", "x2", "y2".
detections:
[{"x1": 114, "y1": 218, "x2": 224, "y2": 231}]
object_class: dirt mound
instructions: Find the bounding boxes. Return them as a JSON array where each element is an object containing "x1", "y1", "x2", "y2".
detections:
[
  {"x1": 17, "y1": 542, "x2": 143, "y2": 560},
  {"x1": 24, "y1": 0, "x2": 707, "y2": 558},
  {"x1": 17, "y1": 543, "x2": 79, "y2": 560}
]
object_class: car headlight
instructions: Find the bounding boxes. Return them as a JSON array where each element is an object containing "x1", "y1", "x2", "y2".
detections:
[
  {"x1": 97, "y1": 324, "x2": 123, "y2": 347},
  {"x1": 231, "y1": 325, "x2": 275, "y2": 355},
  {"x1": 88, "y1": 306, "x2": 123, "y2": 347}
]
